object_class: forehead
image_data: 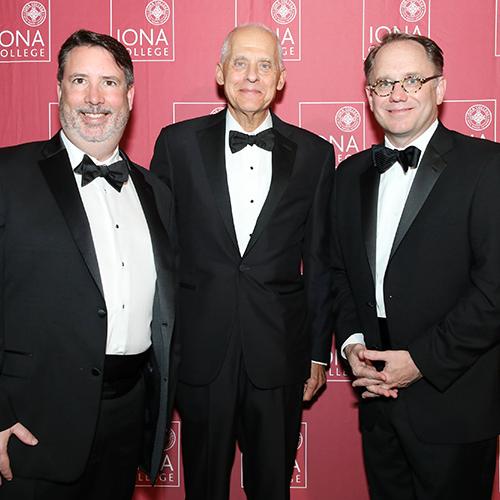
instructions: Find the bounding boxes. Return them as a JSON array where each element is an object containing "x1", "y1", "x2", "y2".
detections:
[
  {"x1": 371, "y1": 40, "x2": 435, "y2": 78},
  {"x1": 63, "y1": 45, "x2": 124, "y2": 77},
  {"x1": 227, "y1": 27, "x2": 278, "y2": 60}
]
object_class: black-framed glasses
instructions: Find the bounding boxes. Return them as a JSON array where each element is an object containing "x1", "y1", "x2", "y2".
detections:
[{"x1": 367, "y1": 75, "x2": 442, "y2": 97}]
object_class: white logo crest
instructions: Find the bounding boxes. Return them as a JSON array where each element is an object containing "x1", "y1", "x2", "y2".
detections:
[
  {"x1": 271, "y1": 0, "x2": 297, "y2": 25},
  {"x1": 465, "y1": 104, "x2": 493, "y2": 131},
  {"x1": 399, "y1": 0, "x2": 426, "y2": 23},
  {"x1": 21, "y1": 1, "x2": 47, "y2": 27},
  {"x1": 297, "y1": 432, "x2": 303, "y2": 450},
  {"x1": 210, "y1": 106, "x2": 225, "y2": 115},
  {"x1": 165, "y1": 428, "x2": 176, "y2": 451},
  {"x1": 335, "y1": 106, "x2": 361, "y2": 132},
  {"x1": 145, "y1": 0, "x2": 170, "y2": 26}
]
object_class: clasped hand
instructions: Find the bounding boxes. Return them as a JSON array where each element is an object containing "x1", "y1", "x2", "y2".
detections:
[{"x1": 345, "y1": 344, "x2": 422, "y2": 399}]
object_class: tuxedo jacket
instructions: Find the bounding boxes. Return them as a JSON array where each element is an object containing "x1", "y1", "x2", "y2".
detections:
[
  {"x1": 0, "y1": 133, "x2": 176, "y2": 482},
  {"x1": 151, "y1": 110, "x2": 334, "y2": 389},
  {"x1": 332, "y1": 123, "x2": 500, "y2": 443}
]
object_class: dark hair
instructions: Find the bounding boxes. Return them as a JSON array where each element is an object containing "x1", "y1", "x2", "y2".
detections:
[
  {"x1": 57, "y1": 29, "x2": 134, "y2": 87},
  {"x1": 364, "y1": 33, "x2": 443, "y2": 81}
]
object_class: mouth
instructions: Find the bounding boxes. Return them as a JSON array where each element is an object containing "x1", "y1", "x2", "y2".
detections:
[
  {"x1": 386, "y1": 107, "x2": 413, "y2": 115},
  {"x1": 79, "y1": 109, "x2": 111, "y2": 123}
]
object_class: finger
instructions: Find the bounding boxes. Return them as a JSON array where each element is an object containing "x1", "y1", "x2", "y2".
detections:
[
  {"x1": 352, "y1": 365, "x2": 386, "y2": 381},
  {"x1": 364, "y1": 384, "x2": 398, "y2": 398},
  {"x1": 352, "y1": 377, "x2": 386, "y2": 388},
  {"x1": 361, "y1": 390, "x2": 380, "y2": 399},
  {"x1": 11, "y1": 423, "x2": 38, "y2": 446},
  {"x1": 363, "y1": 350, "x2": 389, "y2": 362},
  {"x1": 0, "y1": 451, "x2": 12, "y2": 481}
]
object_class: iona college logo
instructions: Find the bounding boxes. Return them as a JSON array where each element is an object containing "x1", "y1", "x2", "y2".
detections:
[
  {"x1": 271, "y1": 0, "x2": 297, "y2": 25},
  {"x1": 465, "y1": 104, "x2": 493, "y2": 131},
  {"x1": 335, "y1": 106, "x2": 361, "y2": 132},
  {"x1": 21, "y1": 1, "x2": 46, "y2": 27},
  {"x1": 145, "y1": 0, "x2": 170, "y2": 25},
  {"x1": 210, "y1": 106, "x2": 225, "y2": 115},
  {"x1": 165, "y1": 428, "x2": 176, "y2": 451},
  {"x1": 399, "y1": 0, "x2": 426, "y2": 23},
  {"x1": 297, "y1": 432, "x2": 303, "y2": 450}
]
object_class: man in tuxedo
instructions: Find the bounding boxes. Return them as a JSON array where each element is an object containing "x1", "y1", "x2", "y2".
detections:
[
  {"x1": 0, "y1": 30, "x2": 175, "y2": 499},
  {"x1": 332, "y1": 32, "x2": 500, "y2": 499},
  {"x1": 151, "y1": 24, "x2": 334, "y2": 500}
]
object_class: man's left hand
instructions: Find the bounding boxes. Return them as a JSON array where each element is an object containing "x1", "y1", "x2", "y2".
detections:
[
  {"x1": 360, "y1": 349, "x2": 422, "y2": 394},
  {"x1": 303, "y1": 363, "x2": 326, "y2": 401}
]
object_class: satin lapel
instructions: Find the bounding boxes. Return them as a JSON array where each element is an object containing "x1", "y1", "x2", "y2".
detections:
[
  {"x1": 360, "y1": 165, "x2": 380, "y2": 283},
  {"x1": 243, "y1": 127, "x2": 296, "y2": 257},
  {"x1": 129, "y1": 166, "x2": 175, "y2": 325},
  {"x1": 197, "y1": 117, "x2": 239, "y2": 252},
  {"x1": 389, "y1": 130, "x2": 450, "y2": 260},
  {"x1": 38, "y1": 133, "x2": 104, "y2": 298}
]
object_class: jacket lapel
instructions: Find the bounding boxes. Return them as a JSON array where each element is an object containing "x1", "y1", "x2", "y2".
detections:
[
  {"x1": 360, "y1": 164, "x2": 380, "y2": 283},
  {"x1": 243, "y1": 124, "x2": 296, "y2": 257},
  {"x1": 389, "y1": 124, "x2": 450, "y2": 259},
  {"x1": 38, "y1": 133, "x2": 104, "y2": 298},
  {"x1": 197, "y1": 113, "x2": 239, "y2": 252}
]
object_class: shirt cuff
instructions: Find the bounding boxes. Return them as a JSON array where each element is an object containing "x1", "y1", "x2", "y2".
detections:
[
  {"x1": 340, "y1": 333, "x2": 365, "y2": 359},
  {"x1": 311, "y1": 360, "x2": 327, "y2": 366}
]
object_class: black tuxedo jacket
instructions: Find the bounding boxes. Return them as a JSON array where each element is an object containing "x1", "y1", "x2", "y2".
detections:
[
  {"x1": 332, "y1": 123, "x2": 500, "y2": 443},
  {"x1": 0, "y1": 133, "x2": 176, "y2": 482},
  {"x1": 151, "y1": 110, "x2": 334, "y2": 389}
]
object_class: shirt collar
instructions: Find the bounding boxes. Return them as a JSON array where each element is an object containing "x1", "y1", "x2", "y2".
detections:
[
  {"x1": 385, "y1": 119, "x2": 439, "y2": 165},
  {"x1": 225, "y1": 109, "x2": 273, "y2": 135},
  {"x1": 60, "y1": 130, "x2": 121, "y2": 169}
]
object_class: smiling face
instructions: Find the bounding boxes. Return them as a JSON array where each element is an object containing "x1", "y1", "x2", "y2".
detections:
[
  {"x1": 58, "y1": 45, "x2": 134, "y2": 159},
  {"x1": 365, "y1": 40, "x2": 446, "y2": 148},
  {"x1": 216, "y1": 26, "x2": 286, "y2": 131}
]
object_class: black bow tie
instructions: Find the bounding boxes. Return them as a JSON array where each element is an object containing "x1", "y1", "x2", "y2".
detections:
[
  {"x1": 74, "y1": 154, "x2": 129, "y2": 192},
  {"x1": 229, "y1": 129, "x2": 275, "y2": 154},
  {"x1": 372, "y1": 144, "x2": 421, "y2": 174}
]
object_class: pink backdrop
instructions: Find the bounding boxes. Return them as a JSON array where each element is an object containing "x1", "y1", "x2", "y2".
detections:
[{"x1": 1, "y1": 0, "x2": 499, "y2": 498}]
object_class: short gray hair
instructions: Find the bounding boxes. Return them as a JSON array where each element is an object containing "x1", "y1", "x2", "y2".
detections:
[{"x1": 219, "y1": 23, "x2": 284, "y2": 70}]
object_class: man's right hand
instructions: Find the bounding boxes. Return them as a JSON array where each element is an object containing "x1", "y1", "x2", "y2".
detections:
[
  {"x1": 345, "y1": 343, "x2": 398, "y2": 399},
  {"x1": 0, "y1": 422, "x2": 38, "y2": 484}
]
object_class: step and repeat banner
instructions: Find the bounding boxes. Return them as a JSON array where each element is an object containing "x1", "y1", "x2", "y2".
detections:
[{"x1": 0, "y1": 0, "x2": 499, "y2": 498}]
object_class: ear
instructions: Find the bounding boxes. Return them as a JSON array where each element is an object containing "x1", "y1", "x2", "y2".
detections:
[
  {"x1": 127, "y1": 84, "x2": 135, "y2": 111},
  {"x1": 215, "y1": 63, "x2": 225, "y2": 86},
  {"x1": 276, "y1": 67, "x2": 287, "y2": 91},
  {"x1": 57, "y1": 82, "x2": 62, "y2": 102},
  {"x1": 435, "y1": 76, "x2": 446, "y2": 106},
  {"x1": 365, "y1": 86, "x2": 374, "y2": 112}
]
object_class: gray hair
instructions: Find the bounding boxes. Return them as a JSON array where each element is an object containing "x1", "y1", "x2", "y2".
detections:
[{"x1": 219, "y1": 23, "x2": 284, "y2": 70}]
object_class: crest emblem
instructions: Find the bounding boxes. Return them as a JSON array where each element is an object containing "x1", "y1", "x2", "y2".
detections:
[
  {"x1": 21, "y1": 1, "x2": 47, "y2": 27},
  {"x1": 165, "y1": 428, "x2": 176, "y2": 451},
  {"x1": 335, "y1": 106, "x2": 361, "y2": 132},
  {"x1": 145, "y1": 0, "x2": 170, "y2": 25},
  {"x1": 399, "y1": 0, "x2": 426, "y2": 23},
  {"x1": 465, "y1": 104, "x2": 493, "y2": 131},
  {"x1": 271, "y1": 0, "x2": 297, "y2": 25}
]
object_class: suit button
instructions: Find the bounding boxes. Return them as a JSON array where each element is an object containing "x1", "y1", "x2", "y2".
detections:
[
  {"x1": 97, "y1": 308, "x2": 107, "y2": 317},
  {"x1": 366, "y1": 301, "x2": 375, "y2": 308},
  {"x1": 239, "y1": 264, "x2": 251, "y2": 272},
  {"x1": 91, "y1": 367, "x2": 101, "y2": 377}
]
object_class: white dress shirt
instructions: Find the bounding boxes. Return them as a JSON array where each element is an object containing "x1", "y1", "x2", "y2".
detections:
[
  {"x1": 61, "y1": 131, "x2": 156, "y2": 355},
  {"x1": 225, "y1": 111, "x2": 273, "y2": 255},
  {"x1": 341, "y1": 120, "x2": 439, "y2": 356}
]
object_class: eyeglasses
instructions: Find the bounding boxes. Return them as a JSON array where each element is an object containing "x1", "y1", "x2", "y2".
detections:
[{"x1": 367, "y1": 75, "x2": 442, "y2": 97}]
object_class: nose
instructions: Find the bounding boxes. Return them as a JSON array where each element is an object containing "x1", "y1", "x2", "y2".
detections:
[
  {"x1": 246, "y1": 62, "x2": 259, "y2": 83},
  {"x1": 85, "y1": 82, "x2": 104, "y2": 105},
  {"x1": 389, "y1": 81, "x2": 408, "y2": 102}
]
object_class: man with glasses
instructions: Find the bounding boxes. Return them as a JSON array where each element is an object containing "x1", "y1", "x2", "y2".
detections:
[{"x1": 331, "y1": 32, "x2": 500, "y2": 499}]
